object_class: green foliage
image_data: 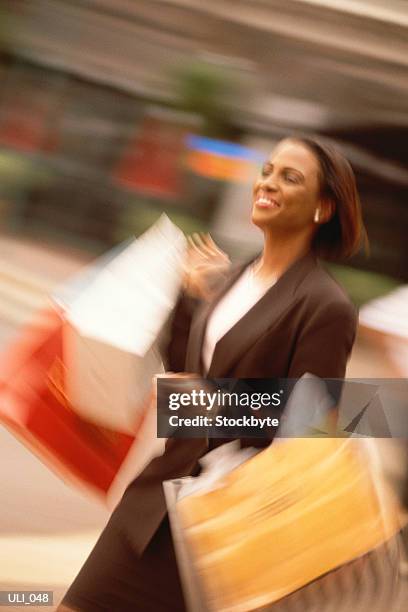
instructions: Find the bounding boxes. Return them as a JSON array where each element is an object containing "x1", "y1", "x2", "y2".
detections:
[
  {"x1": 0, "y1": 151, "x2": 54, "y2": 195},
  {"x1": 165, "y1": 210, "x2": 208, "y2": 235},
  {"x1": 114, "y1": 199, "x2": 209, "y2": 243},
  {"x1": 327, "y1": 263, "x2": 400, "y2": 307},
  {"x1": 172, "y1": 60, "x2": 239, "y2": 138},
  {"x1": 114, "y1": 201, "x2": 160, "y2": 242},
  {"x1": 0, "y1": 6, "x2": 15, "y2": 55}
]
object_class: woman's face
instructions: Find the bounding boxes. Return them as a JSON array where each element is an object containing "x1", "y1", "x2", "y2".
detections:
[{"x1": 252, "y1": 139, "x2": 323, "y2": 234}]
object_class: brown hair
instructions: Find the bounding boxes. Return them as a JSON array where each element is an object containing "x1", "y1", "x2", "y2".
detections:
[{"x1": 289, "y1": 136, "x2": 368, "y2": 261}]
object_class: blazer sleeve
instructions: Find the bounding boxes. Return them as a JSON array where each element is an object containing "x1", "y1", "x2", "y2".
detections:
[
  {"x1": 163, "y1": 292, "x2": 201, "y2": 372},
  {"x1": 287, "y1": 300, "x2": 357, "y2": 379}
]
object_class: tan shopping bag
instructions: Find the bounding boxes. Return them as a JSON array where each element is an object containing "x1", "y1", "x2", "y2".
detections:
[
  {"x1": 172, "y1": 438, "x2": 401, "y2": 612},
  {"x1": 63, "y1": 215, "x2": 186, "y2": 433}
]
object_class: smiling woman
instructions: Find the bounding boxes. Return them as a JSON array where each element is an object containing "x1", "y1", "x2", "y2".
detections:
[
  {"x1": 59, "y1": 137, "x2": 373, "y2": 612},
  {"x1": 252, "y1": 137, "x2": 367, "y2": 280}
]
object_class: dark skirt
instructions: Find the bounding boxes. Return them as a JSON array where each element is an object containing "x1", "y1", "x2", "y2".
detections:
[{"x1": 61, "y1": 512, "x2": 186, "y2": 612}]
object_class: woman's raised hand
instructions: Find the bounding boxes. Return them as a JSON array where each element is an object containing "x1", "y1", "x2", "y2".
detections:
[{"x1": 184, "y1": 233, "x2": 231, "y2": 300}]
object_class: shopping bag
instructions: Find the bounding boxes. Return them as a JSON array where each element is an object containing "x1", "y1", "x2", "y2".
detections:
[
  {"x1": 63, "y1": 214, "x2": 186, "y2": 433},
  {"x1": 53, "y1": 238, "x2": 134, "y2": 311},
  {"x1": 166, "y1": 437, "x2": 401, "y2": 612},
  {"x1": 0, "y1": 306, "x2": 135, "y2": 497}
]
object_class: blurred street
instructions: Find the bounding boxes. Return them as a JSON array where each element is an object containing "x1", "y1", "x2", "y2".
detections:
[
  {"x1": 0, "y1": 233, "x2": 407, "y2": 610},
  {"x1": 0, "y1": 234, "x2": 109, "y2": 609}
]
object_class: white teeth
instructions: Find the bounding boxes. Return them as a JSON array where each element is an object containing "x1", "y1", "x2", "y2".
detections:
[{"x1": 256, "y1": 197, "x2": 278, "y2": 206}]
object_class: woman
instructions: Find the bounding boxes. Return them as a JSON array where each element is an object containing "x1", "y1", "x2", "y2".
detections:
[{"x1": 59, "y1": 136, "x2": 367, "y2": 611}]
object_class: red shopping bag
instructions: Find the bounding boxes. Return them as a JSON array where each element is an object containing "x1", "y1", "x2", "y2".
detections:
[{"x1": 0, "y1": 306, "x2": 135, "y2": 497}]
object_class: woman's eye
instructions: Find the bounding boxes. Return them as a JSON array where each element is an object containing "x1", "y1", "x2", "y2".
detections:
[
  {"x1": 285, "y1": 174, "x2": 300, "y2": 184},
  {"x1": 261, "y1": 164, "x2": 272, "y2": 177}
]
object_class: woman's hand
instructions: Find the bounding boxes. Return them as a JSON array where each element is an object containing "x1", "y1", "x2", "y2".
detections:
[
  {"x1": 183, "y1": 233, "x2": 231, "y2": 301},
  {"x1": 152, "y1": 372, "x2": 203, "y2": 414},
  {"x1": 152, "y1": 372, "x2": 201, "y2": 398},
  {"x1": 153, "y1": 372, "x2": 216, "y2": 420}
]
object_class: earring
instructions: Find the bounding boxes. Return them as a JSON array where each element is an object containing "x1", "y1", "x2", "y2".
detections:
[{"x1": 314, "y1": 209, "x2": 320, "y2": 223}]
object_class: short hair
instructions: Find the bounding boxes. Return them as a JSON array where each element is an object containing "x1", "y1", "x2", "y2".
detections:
[{"x1": 287, "y1": 136, "x2": 368, "y2": 261}]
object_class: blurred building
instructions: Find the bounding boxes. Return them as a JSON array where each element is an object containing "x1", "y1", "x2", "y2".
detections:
[{"x1": 0, "y1": 0, "x2": 407, "y2": 278}]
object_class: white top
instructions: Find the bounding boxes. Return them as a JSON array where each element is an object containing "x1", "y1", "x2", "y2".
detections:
[{"x1": 202, "y1": 265, "x2": 276, "y2": 373}]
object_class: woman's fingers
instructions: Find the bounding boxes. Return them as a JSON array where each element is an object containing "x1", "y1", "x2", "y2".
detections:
[
  {"x1": 189, "y1": 233, "x2": 230, "y2": 262},
  {"x1": 197, "y1": 233, "x2": 226, "y2": 259},
  {"x1": 202, "y1": 233, "x2": 218, "y2": 252},
  {"x1": 187, "y1": 235, "x2": 209, "y2": 260},
  {"x1": 191, "y1": 233, "x2": 214, "y2": 257},
  {"x1": 184, "y1": 233, "x2": 231, "y2": 299},
  {"x1": 204, "y1": 234, "x2": 230, "y2": 261},
  {"x1": 201, "y1": 233, "x2": 220, "y2": 253}
]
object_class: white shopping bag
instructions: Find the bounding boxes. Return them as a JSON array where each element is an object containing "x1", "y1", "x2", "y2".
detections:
[{"x1": 64, "y1": 214, "x2": 186, "y2": 433}]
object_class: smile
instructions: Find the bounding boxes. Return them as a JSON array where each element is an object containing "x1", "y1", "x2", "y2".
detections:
[{"x1": 254, "y1": 197, "x2": 280, "y2": 209}]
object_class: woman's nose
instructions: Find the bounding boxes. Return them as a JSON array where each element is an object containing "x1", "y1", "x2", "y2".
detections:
[{"x1": 260, "y1": 174, "x2": 278, "y2": 191}]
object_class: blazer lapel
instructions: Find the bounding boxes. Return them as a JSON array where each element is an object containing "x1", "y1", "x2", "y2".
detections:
[{"x1": 199, "y1": 252, "x2": 318, "y2": 377}]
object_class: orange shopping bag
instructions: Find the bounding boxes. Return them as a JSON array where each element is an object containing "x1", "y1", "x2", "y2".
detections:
[{"x1": 170, "y1": 438, "x2": 402, "y2": 612}]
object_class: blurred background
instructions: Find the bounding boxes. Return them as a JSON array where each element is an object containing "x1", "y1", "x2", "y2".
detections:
[{"x1": 0, "y1": 0, "x2": 407, "y2": 609}]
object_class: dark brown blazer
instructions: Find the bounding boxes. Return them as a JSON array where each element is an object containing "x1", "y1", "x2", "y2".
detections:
[{"x1": 118, "y1": 252, "x2": 357, "y2": 554}]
